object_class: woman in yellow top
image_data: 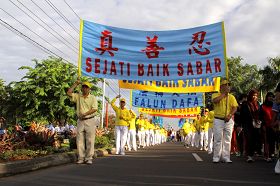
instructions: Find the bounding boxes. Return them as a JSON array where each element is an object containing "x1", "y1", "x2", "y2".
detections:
[
  {"x1": 136, "y1": 113, "x2": 146, "y2": 148},
  {"x1": 193, "y1": 114, "x2": 202, "y2": 148},
  {"x1": 182, "y1": 120, "x2": 192, "y2": 148},
  {"x1": 144, "y1": 118, "x2": 151, "y2": 146},
  {"x1": 127, "y1": 109, "x2": 137, "y2": 151},
  {"x1": 111, "y1": 95, "x2": 131, "y2": 155}
]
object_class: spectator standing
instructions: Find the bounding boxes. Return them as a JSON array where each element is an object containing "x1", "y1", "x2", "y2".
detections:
[
  {"x1": 260, "y1": 92, "x2": 275, "y2": 162},
  {"x1": 272, "y1": 83, "x2": 280, "y2": 174},
  {"x1": 235, "y1": 94, "x2": 247, "y2": 157},
  {"x1": 241, "y1": 89, "x2": 262, "y2": 163}
]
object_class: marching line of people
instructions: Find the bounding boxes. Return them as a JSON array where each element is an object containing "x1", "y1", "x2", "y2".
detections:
[
  {"x1": 181, "y1": 107, "x2": 215, "y2": 154},
  {"x1": 67, "y1": 79, "x2": 279, "y2": 174},
  {"x1": 180, "y1": 80, "x2": 280, "y2": 174},
  {"x1": 110, "y1": 95, "x2": 168, "y2": 155}
]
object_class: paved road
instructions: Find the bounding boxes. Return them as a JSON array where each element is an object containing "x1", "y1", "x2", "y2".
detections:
[{"x1": 0, "y1": 142, "x2": 279, "y2": 186}]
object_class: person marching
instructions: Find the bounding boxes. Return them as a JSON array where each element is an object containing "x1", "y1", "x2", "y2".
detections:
[
  {"x1": 206, "y1": 106, "x2": 215, "y2": 154},
  {"x1": 67, "y1": 80, "x2": 98, "y2": 165},
  {"x1": 136, "y1": 113, "x2": 146, "y2": 148},
  {"x1": 110, "y1": 95, "x2": 131, "y2": 155},
  {"x1": 127, "y1": 109, "x2": 137, "y2": 151},
  {"x1": 200, "y1": 110, "x2": 209, "y2": 151},
  {"x1": 212, "y1": 79, "x2": 238, "y2": 163},
  {"x1": 193, "y1": 114, "x2": 202, "y2": 149}
]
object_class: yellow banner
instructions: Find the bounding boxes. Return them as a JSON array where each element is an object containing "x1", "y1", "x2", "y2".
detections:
[
  {"x1": 119, "y1": 77, "x2": 220, "y2": 93},
  {"x1": 139, "y1": 107, "x2": 200, "y2": 116}
]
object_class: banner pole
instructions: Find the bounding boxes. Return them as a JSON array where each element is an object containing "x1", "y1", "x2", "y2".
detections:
[{"x1": 78, "y1": 19, "x2": 84, "y2": 78}]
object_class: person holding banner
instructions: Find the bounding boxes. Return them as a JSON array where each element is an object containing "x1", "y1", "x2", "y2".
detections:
[
  {"x1": 111, "y1": 95, "x2": 131, "y2": 155},
  {"x1": 127, "y1": 109, "x2": 137, "y2": 151},
  {"x1": 212, "y1": 79, "x2": 238, "y2": 163},
  {"x1": 67, "y1": 80, "x2": 98, "y2": 165}
]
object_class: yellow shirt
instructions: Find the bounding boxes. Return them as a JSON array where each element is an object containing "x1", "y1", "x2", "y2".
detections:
[
  {"x1": 193, "y1": 118, "x2": 203, "y2": 132},
  {"x1": 111, "y1": 98, "x2": 131, "y2": 126},
  {"x1": 201, "y1": 116, "x2": 209, "y2": 132},
  {"x1": 71, "y1": 93, "x2": 98, "y2": 117},
  {"x1": 212, "y1": 93, "x2": 238, "y2": 118},
  {"x1": 207, "y1": 111, "x2": 215, "y2": 128},
  {"x1": 144, "y1": 120, "x2": 150, "y2": 130},
  {"x1": 136, "y1": 118, "x2": 146, "y2": 131},
  {"x1": 129, "y1": 110, "x2": 136, "y2": 130},
  {"x1": 182, "y1": 122, "x2": 191, "y2": 135}
]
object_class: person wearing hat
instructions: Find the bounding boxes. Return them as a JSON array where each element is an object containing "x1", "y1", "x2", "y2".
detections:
[
  {"x1": 272, "y1": 83, "x2": 280, "y2": 174},
  {"x1": 67, "y1": 79, "x2": 98, "y2": 164},
  {"x1": 110, "y1": 95, "x2": 131, "y2": 155},
  {"x1": 212, "y1": 79, "x2": 238, "y2": 163}
]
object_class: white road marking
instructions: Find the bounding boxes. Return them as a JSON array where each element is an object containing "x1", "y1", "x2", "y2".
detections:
[{"x1": 192, "y1": 153, "x2": 203, "y2": 161}]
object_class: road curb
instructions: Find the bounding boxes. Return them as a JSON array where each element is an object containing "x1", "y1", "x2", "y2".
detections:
[{"x1": 0, "y1": 148, "x2": 116, "y2": 178}]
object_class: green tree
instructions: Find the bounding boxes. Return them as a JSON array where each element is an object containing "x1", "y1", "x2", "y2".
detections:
[
  {"x1": 0, "y1": 79, "x2": 7, "y2": 117},
  {"x1": 227, "y1": 56, "x2": 262, "y2": 96},
  {"x1": 4, "y1": 57, "x2": 102, "y2": 126},
  {"x1": 259, "y1": 56, "x2": 280, "y2": 92}
]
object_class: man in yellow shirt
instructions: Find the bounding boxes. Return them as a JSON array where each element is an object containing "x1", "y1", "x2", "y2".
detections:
[
  {"x1": 111, "y1": 95, "x2": 131, "y2": 155},
  {"x1": 212, "y1": 79, "x2": 238, "y2": 163},
  {"x1": 127, "y1": 109, "x2": 137, "y2": 151},
  {"x1": 67, "y1": 80, "x2": 98, "y2": 165}
]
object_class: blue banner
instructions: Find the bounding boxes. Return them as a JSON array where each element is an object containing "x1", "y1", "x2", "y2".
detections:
[
  {"x1": 132, "y1": 90, "x2": 203, "y2": 109},
  {"x1": 79, "y1": 20, "x2": 226, "y2": 81},
  {"x1": 178, "y1": 118, "x2": 186, "y2": 128},
  {"x1": 152, "y1": 116, "x2": 163, "y2": 127}
]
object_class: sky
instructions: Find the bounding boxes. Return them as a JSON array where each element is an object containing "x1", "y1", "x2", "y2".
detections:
[{"x1": 1, "y1": 0, "x2": 280, "y2": 129}]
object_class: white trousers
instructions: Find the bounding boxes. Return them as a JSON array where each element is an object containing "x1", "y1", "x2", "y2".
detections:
[
  {"x1": 213, "y1": 118, "x2": 234, "y2": 161},
  {"x1": 185, "y1": 133, "x2": 192, "y2": 145},
  {"x1": 138, "y1": 130, "x2": 146, "y2": 147},
  {"x1": 208, "y1": 128, "x2": 214, "y2": 153},
  {"x1": 115, "y1": 126, "x2": 128, "y2": 154},
  {"x1": 149, "y1": 130, "x2": 155, "y2": 145},
  {"x1": 145, "y1": 130, "x2": 150, "y2": 146},
  {"x1": 199, "y1": 131, "x2": 208, "y2": 149},
  {"x1": 127, "y1": 129, "x2": 137, "y2": 151}
]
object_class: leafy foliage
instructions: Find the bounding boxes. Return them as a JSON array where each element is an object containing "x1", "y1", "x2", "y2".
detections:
[
  {"x1": 2, "y1": 57, "x2": 102, "y2": 126},
  {"x1": 0, "y1": 79, "x2": 7, "y2": 117},
  {"x1": 259, "y1": 57, "x2": 280, "y2": 92},
  {"x1": 227, "y1": 56, "x2": 262, "y2": 97}
]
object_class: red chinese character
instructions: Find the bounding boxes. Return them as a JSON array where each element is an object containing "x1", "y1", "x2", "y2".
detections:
[
  {"x1": 141, "y1": 36, "x2": 164, "y2": 58},
  {"x1": 188, "y1": 31, "x2": 211, "y2": 55},
  {"x1": 95, "y1": 30, "x2": 118, "y2": 57}
]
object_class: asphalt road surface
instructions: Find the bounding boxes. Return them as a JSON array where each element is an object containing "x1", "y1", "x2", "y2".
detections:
[{"x1": 0, "y1": 142, "x2": 279, "y2": 186}]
